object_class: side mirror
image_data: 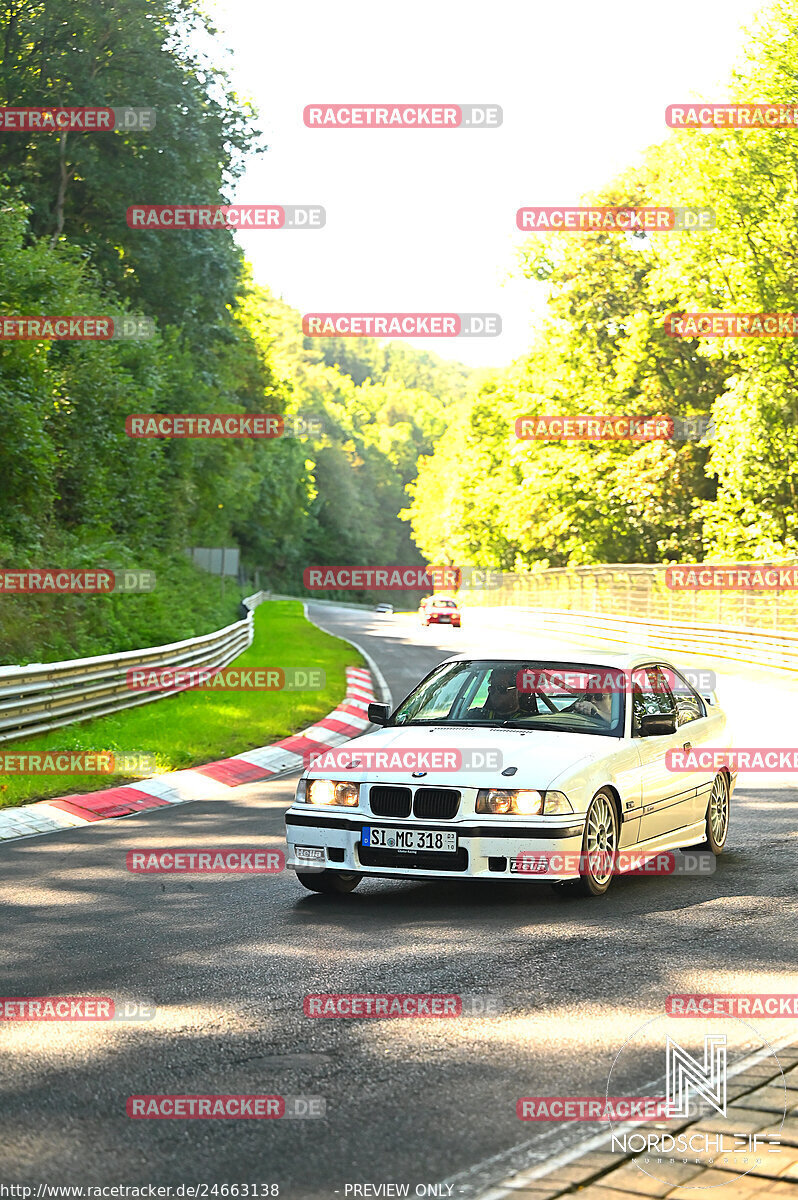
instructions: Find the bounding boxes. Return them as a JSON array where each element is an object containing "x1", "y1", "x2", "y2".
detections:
[
  {"x1": 639, "y1": 712, "x2": 677, "y2": 737},
  {"x1": 367, "y1": 702, "x2": 391, "y2": 726}
]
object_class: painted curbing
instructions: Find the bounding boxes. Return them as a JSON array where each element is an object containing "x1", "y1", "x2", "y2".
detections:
[{"x1": 0, "y1": 667, "x2": 375, "y2": 844}]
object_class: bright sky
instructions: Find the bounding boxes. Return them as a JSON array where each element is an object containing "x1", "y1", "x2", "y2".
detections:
[{"x1": 208, "y1": 0, "x2": 767, "y2": 368}]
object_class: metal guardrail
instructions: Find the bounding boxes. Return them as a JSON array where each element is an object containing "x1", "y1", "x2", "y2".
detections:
[
  {"x1": 472, "y1": 606, "x2": 798, "y2": 673},
  {"x1": 0, "y1": 591, "x2": 267, "y2": 745},
  {"x1": 465, "y1": 563, "x2": 798, "y2": 632}
]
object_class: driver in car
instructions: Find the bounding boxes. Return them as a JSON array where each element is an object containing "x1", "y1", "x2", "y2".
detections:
[
  {"x1": 475, "y1": 668, "x2": 613, "y2": 726},
  {"x1": 568, "y1": 676, "x2": 613, "y2": 725},
  {"x1": 532, "y1": 669, "x2": 614, "y2": 725},
  {"x1": 474, "y1": 666, "x2": 531, "y2": 721}
]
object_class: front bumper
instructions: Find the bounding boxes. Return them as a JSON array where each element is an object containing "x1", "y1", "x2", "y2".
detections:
[{"x1": 285, "y1": 809, "x2": 586, "y2": 881}]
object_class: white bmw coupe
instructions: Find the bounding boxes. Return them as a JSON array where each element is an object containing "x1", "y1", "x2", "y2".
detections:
[{"x1": 284, "y1": 652, "x2": 734, "y2": 898}]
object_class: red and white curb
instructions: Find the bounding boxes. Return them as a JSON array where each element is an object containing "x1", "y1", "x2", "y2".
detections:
[{"x1": 0, "y1": 667, "x2": 375, "y2": 844}]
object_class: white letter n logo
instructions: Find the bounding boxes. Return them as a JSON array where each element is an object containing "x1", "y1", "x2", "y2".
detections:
[{"x1": 666, "y1": 1035, "x2": 727, "y2": 1117}]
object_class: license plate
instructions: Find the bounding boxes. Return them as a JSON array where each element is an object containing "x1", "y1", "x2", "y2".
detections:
[{"x1": 362, "y1": 827, "x2": 457, "y2": 853}]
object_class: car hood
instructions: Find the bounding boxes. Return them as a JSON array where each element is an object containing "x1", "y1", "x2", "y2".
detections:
[{"x1": 305, "y1": 724, "x2": 614, "y2": 790}]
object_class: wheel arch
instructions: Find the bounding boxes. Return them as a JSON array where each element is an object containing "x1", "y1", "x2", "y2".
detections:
[{"x1": 594, "y1": 782, "x2": 623, "y2": 825}]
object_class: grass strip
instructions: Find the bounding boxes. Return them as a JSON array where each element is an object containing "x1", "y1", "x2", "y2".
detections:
[{"x1": 0, "y1": 600, "x2": 364, "y2": 808}]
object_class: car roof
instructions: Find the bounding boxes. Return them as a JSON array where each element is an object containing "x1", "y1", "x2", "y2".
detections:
[{"x1": 440, "y1": 648, "x2": 683, "y2": 671}]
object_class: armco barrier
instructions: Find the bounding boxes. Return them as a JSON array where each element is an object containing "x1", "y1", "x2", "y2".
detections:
[
  {"x1": 0, "y1": 591, "x2": 266, "y2": 745},
  {"x1": 471, "y1": 606, "x2": 798, "y2": 672},
  {"x1": 469, "y1": 562, "x2": 798, "y2": 629}
]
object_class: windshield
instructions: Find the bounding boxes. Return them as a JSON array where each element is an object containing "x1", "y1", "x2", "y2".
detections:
[{"x1": 391, "y1": 659, "x2": 625, "y2": 736}]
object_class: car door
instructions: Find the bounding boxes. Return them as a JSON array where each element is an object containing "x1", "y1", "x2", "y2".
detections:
[
  {"x1": 632, "y1": 665, "x2": 704, "y2": 843},
  {"x1": 665, "y1": 664, "x2": 724, "y2": 828}
]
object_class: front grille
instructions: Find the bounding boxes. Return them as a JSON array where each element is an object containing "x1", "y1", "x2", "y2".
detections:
[
  {"x1": 369, "y1": 785, "x2": 412, "y2": 818},
  {"x1": 413, "y1": 788, "x2": 460, "y2": 819},
  {"x1": 358, "y1": 845, "x2": 468, "y2": 872}
]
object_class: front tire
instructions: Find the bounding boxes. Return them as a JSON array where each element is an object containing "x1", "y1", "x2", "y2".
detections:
[
  {"x1": 296, "y1": 869, "x2": 361, "y2": 894},
  {"x1": 553, "y1": 789, "x2": 619, "y2": 897},
  {"x1": 698, "y1": 773, "x2": 729, "y2": 853}
]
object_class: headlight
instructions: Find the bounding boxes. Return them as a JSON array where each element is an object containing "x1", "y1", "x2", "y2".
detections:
[
  {"x1": 476, "y1": 788, "x2": 543, "y2": 815},
  {"x1": 475, "y1": 789, "x2": 572, "y2": 815},
  {"x1": 300, "y1": 778, "x2": 359, "y2": 807}
]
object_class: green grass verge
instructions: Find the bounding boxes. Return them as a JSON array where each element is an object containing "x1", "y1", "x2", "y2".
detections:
[{"x1": 0, "y1": 600, "x2": 364, "y2": 809}]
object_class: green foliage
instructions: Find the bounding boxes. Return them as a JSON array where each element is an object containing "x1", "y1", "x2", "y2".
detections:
[
  {"x1": 236, "y1": 283, "x2": 473, "y2": 591},
  {"x1": 0, "y1": 537, "x2": 245, "y2": 667},
  {"x1": 406, "y1": 0, "x2": 798, "y2": 566},
  {"x1": 0, "y1": 0, "x2": 261, "y2": 337},
  {"x1": 0, "y1": 0, "x2": 478, "y2": 659}
]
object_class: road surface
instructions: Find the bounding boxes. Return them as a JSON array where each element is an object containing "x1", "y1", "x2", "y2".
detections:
[{"x1": 1, "y1": 603, "x2": 795, "y2": 1196}]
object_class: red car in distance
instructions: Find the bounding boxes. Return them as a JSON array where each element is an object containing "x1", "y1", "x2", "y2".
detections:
[{"x1": 419, "y1": 594, "x2": 461, "y2": 628}]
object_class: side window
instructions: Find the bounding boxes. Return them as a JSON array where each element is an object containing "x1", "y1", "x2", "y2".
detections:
[
  {"x1": 667, "y1": 667, "x2": 706, "y2": 727},
  {"x1": 631, "y1": 666, "x2": 675, "y2": 736}
]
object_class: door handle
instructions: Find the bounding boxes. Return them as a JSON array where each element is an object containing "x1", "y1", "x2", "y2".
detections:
[{"x1": 682, "y1": 741, "x2": 692, "y2": 751}]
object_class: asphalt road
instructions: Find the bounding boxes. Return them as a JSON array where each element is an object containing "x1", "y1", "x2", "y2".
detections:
[{"x1": 1, "y1": 603, "x2": 796, "y2": 1197}]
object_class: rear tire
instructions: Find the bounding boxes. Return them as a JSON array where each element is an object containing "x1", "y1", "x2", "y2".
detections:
[
  {"x1": 296, "y1": 869, "x2": 361, "y2": 894},
  {"x1": 697, "y1": 773, "x2": 729, "y2": 853}
]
